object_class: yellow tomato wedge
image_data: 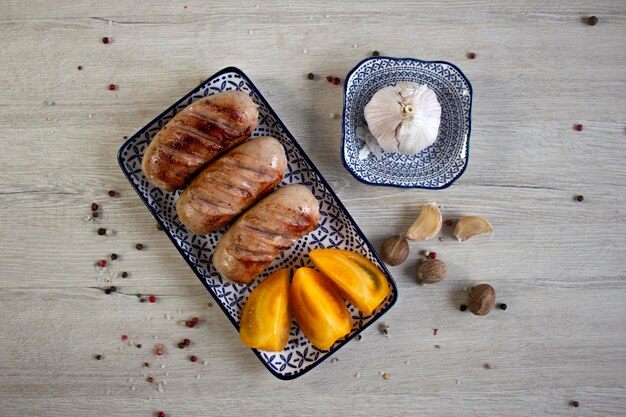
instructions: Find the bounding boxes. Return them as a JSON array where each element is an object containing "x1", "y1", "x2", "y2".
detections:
[
  {"x1": 309, "y1": 248, "x2": 389, "y2": 315},
  {"x1": 290, "y1": 267, "x2": 352, "y2": 350},
  {"x1": 239, "y1": 269, "x2": 291, "y2": 352}
]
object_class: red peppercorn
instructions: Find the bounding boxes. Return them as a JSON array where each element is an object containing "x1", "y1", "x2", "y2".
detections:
[
  {"x1": 99, "y1": 259, "x2": 107, "y2": 268},
  {"x1": 326, "y1": 75, "x2": 333, "y2": 82},
  {"x1": 157, "y1": 412, "x2": 165, "y2": 417},
  {"x1": 429, "y1": 252, "x2": 437, "y2": 259},
  {"x1": 190, "y1": 355, "x2": 198, "y2": 362},
  {"x1": 467, "y1": 52, "x2": 476, "y2": 59},
  {"x1": 107, "y1": 190, "x2": 116, "y2": 197},
  {"x1": 186, "y1": 321, "x2": 195, "y2": 328},
  {"x1": 108, "y1": 83, "x2": 117, "y2": 91},
  {"x1": 148, "y1": 294, "x2": 157, "y2": 303},
  {"x1": 575, "y1": 124, "x2": 584, "y2": 131},
  {"x1": 332, "y1": 77, "x2": 340, "y2": 85},
  {"x1": 184, "y1": 338, "x2": 191, "y2": 346},
  {"x1": 178, "y1": 342, "x2": 185, "y2": 349},
  {"x1": 102, "y1": 37, "x2": 110, "y2": 44},
  {"x1": 121, "y1": 334, "x2": 128, "y2": 341},
  {"x1": 155, "y1": 348, "x2": 163, "y2": 356},
  {"x1": 445, "y1": 219, "x2": 453, "y2": 226},
  {"x1": 191, "y1": 317, "x2": 199, "y2": 324}
]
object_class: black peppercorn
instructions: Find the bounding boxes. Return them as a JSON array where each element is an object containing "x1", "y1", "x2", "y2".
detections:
[
  {"x1": 372, "y1": 50, "x2": 380, "y2": 56},
  {"x1": 104, "y1": 288, "x2": 111, "y2": 294},
  {"x1": 135, "y1": 243, "x2": 144, "y2": 250},
  {"x1": 97, "y1": 228, "x2": 106, "y2": 235},
  {"x1": 577, "y1": 195, "x2": 584, "y2": 202},
  {"x1": 95, "y1": 354, "x2": 102, "y2": 360},
  {"x1": 307, "y1": 72, "x2": 315, "y2": 80},
  {"x1": 460, "y1": 304, "x2": 468, "y2": 312},
  {"x1": 571, "y1": 400, "x2": 580, "y2": 408},
  {"x1": 121, "y1": 272, "x2": 128, "y2": 278},
  {"x1": 91, "y1": 203, "x2": 99, "y2": 211},
  {"x1": 92, "y1": 211, "x2": 99, "y2": 218},
  {"x1": 140, "y1": 298, "x2": 146, "y2": 303},
  {"x1": 110, "y1": 286, "x2": 117, "y2": 292},
  {"x1": 136, "y1": 344, "x2": 142, "y2": 348},
  {"x1": 156, "y1": 223, "x2": 163, "y2": 231},
  {"x1": 499, "y1": 303, "x2": 508, "y2": 310},
  {"x1": 587, "y1": 16, "x2": 598, "y2": 26},
  {"x1": 110, "y1": 253, "x2": 118, "y2": 260},
  {"x1": 178, "y1": 342, "x2": 185, "y2": 349},
  {"x1": 143, "y1": 362, "x2": 149, "y2": 367}
]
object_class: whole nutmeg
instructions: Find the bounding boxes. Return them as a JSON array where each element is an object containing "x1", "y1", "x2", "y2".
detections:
[
  {"x1": 417, "y1": 259, "x2": 447, "y2": 284},
  {"x1": 467, "y1": 284, "x2": 496, "y2": 316},
  {"x1": 380, "y1": 235, "x2": 409, "y2": 266}
]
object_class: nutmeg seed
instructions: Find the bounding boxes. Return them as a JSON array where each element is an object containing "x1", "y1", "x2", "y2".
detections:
[
  {"x1": 380, "y1": 235, "x2": 409, "y2": 266},
  {"x1": 467, "y1": 284, "x2": 496, "y2": 316},
  {"x1": 417, "y1": 259, "x2": 447, "y2": 284}
]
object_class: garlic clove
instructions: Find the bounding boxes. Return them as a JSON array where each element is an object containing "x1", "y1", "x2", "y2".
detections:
[
  {"x1": 406, "y1": 203, "x2": 442, "y2": 241},
  {"x1": 453, "y1": 216, "x2": 494, "y2": 241}
]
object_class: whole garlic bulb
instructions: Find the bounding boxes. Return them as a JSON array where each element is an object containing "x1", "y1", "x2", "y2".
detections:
[{"x1": 364, "y1": 82, "x2": 442, "y2": 155}]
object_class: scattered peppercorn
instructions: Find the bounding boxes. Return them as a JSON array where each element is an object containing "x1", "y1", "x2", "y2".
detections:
[
  {"x1": 467, "y1": 52, "x2": 476, "y2": 59},
  {"x1": 357, "y1": 334, "x2": 363, "y2": 341},
  {"x1": 102, "y1": 37, "x2": 110, "y2": 44},
  {"x1": 146, "y1": 376, "x2": 154, "y2": 383},
  {"x1": 372, "y1": 50, "x2": 380, "y2": 56},
  {"x1": 307, "y1": 72, "x2": 315, "y2": 80},
  {"x1": 140, "y1": 298, "x2": 146, "y2": 303},
  {"x1": 191, "y1": 317, "x2": 199, "y2": 324},
  {"x1": 184, "y1": 338, "x2": 191, "y2": 346},
  {"x1": 98, "y1": 228, "x2": 106, "y2": 236},
  {"x1": 326, "y1": 75, "x2": 333, "y2": 82},
  {"x1": 190, "y1": 355, "x2": 198, "y2": 362},
  {"x1": 110, "y1": 253, "x2": 118, "y2": 260},
  {"x1": 429, "y1": 252, "x2": 437, "y2": 260},
  {"x1": 178, "y1": 342, "x2": 185, "y2": 349},
  {"x1": 156, "y1": 223, "x2": 163, "y2": 231},
  {"x1": 121, "y1": 335, "x2": 128, "y2": 341},
  {"x1": 107, "y1": 190, "x2": 116, "y2": 197},
  {"x1": 571, "y1": 400, "x2": 580, "y2": 408},
  {"x1": 104, "y1": 288, "x2": 111, "y2": 295},
  {"x1": 460, "y1": 304, "x2": 468, "y2": 312},
  {"x1": 575, "y1": 124, "x2": 584, "y2": 131},
  {"x1": 110, "y1": 286, "x2": 117, "y2": 292},
  {"x1": 587, "y1": 16, "x2": 598, "y2": 26},
  {"x1": 186, "y1": 320, "x2": 195, "y2": 328},
  {"x1": 155, "y1": 347, "x2": 163, "y2": 356},
  {"x1": 91, "y1": 203, "x2": 99, "y2": 211},
  {"x1": 78, "y1": 65, "x2": 83, "y2": 70},
  {"x1": 121, "y1": 272, "x2": 128, "y2": 278},
  {"x1": 433, "y1": 328, "x2": 438, "y2": 335},
  {"x1": 148, "y1": 294, "x2": 156, "y2": 303},
  {"x1": 382, "y1": 372, "x2": 390, "y2": 380},
  {"x1": 108, "y1": 84, "x2": 117, "y2": 91},
  {"x1": 499, "y1": 303, "x2": 508, "y2": 310},
  {"x1": 157, "y1": 412, "x2": 165, "y2": 417},
  {"x1": 99, "y1": 259, "x2": 107, "y2": 268},
  {"x1": 136, "y1": 243, "x2": 144, "y2": 251},
  {"x1": 445, "y1": 219, "x2": 453, "y2": 226},
  {"x1": 92, "y1": 211, "x2": 99, "y2": 218},
  {"x1": 576, "y1": 195, "x2": 584, "y2": 202},
  {"x1": 332, "y1": 77, "x2": 340, "y2": 86},
  {"x1": 95, "y1": 354, "x2": 102, "y2": 360},
  {"x1": 143, "y1": 362, "x2": 150, "y2": 368}
]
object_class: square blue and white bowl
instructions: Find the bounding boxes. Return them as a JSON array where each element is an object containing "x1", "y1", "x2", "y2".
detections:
[{"x1": 341, "y1": 57, "x2": 473, "y2": 189}]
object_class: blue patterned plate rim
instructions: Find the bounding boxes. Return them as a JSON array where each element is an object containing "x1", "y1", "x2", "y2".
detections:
[
  {"x1": 117, "y1": 66, "x2": 399, "y2": 380},
  {"x1": 340, "y1": 56, "x2": 473, "y2": 189}
]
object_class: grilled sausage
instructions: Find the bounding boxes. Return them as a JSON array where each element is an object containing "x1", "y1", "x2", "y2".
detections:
[
  {"x1": 213, "y1": 184, "x2": 320, "y2": 284},
  {"x1": 176, "y1": 136, "x2": 287, "y2": 234},
  {"x1": 142, "y1": 90, "x2": 259, "y2": 192}
]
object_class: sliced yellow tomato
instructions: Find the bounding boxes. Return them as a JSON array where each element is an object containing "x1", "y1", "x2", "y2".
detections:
[
  {"x1": 290, "y1": 267, "x2": 352, "y2": 350},
  {"x1": 309, "y1": 248, "x2": 389, "y2": 315},
  {"x1": 239, "y1": 269, "x2": 291, "y2": 352}
]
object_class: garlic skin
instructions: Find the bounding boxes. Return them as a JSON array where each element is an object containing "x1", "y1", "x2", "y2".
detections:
[{"x1": 364, "y1": 82, "x2": 442, "y2": 155}]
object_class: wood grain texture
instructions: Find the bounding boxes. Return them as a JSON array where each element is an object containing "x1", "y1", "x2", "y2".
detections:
[{"x1": 1, "y1": 0, "x2": 625, "y2": 415}]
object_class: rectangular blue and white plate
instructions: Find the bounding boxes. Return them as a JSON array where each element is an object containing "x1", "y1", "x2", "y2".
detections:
[{"x1": 117, "y1": 67, "x2": 398, "y2": 380}]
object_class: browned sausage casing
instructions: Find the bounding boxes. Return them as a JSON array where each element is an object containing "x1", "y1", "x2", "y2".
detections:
[
  {"x1": 141, "y1": 90, "x2": 259, "y2": 192},
  {"x1": 213, "y1": 184, "x2": 320, "y2": 284},
  {"x1": 176, "y1": 136, "x2": 287, "y2": 234}
]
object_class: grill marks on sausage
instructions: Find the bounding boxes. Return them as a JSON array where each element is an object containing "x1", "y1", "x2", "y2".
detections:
[
  {"x1": 224, "y1": 204, "x2": 317, "y2": 264},
  {"x1": 184, "y1": 151, "x2": 280, "y2": 229}
]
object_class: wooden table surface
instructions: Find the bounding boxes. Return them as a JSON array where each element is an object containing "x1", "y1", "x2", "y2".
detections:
[{"x1": 1, "y1": 1, "x2": 625, "y2": 416}]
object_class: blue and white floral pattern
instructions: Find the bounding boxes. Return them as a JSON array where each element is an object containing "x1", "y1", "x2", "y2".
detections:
[
  {"x1": 117, "y1": 67, "x2": 398, "y2": 380},
  {"x1": 342, "y1": 57, "x2": 473, "y2": 188}
]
